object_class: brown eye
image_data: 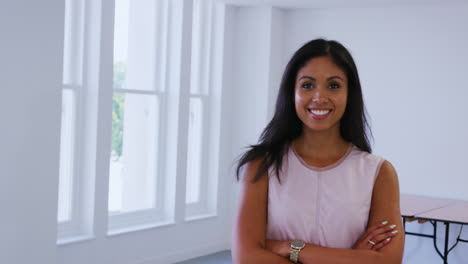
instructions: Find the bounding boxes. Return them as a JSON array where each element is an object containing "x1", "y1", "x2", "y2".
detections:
[
  {"x1": 329, "y1": 82, "x2": 340, "y2": 89},
  {"x1": 301, "y1": 83, "x2": 313, "y2": 89}
]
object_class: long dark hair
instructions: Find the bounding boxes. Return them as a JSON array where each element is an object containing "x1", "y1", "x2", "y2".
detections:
[{"x1": 235, "y1": 39, "x2": 373, "y2": 183}]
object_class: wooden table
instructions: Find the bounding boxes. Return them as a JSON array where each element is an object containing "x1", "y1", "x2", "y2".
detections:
[{"x1": 401, "y1": 194, "x2": 468, "y2": 264}]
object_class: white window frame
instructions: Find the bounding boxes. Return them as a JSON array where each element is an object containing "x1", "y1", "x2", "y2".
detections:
[
  {"x1": 184, "y1": 0, "x2": 225, "y2": 220},
  {"x1": 185, "y1": 0, "x2": 215, "y2": 218},
  {"x1": 57, "y1": 0, "x2": 88, "y2": 243},
  {"x1": 58, "y1": 0, "x2": 116, "y2": 244},
  {"x1": 57, "y1": 0, "x2": 226, "y2": 241},
  {"x1": 107, "y1": 0, "x2": 178, "y2": 234}
]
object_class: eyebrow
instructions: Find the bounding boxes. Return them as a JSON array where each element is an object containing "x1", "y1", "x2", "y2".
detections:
[{"x1": 298, "y1": 75, "x2": 344, "y2": 81}]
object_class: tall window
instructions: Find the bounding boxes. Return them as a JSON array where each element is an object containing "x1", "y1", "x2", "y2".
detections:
[
  {"x1": 57, "y1": 0, "x2": 85, "y2": 239},
  {"x1": 185, "y1": 0, "x2": 217, "y2": 218},
  {"x1": 57, "y1": 0, "x2": 223, "y2": 240},
  {"x1": 108, "y1": 0, "x2": 167, "y2": 231}
]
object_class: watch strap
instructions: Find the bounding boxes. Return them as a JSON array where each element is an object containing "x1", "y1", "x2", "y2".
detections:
[{"x1": 289, "y1": 247, "x2": 301, "y2": 263}]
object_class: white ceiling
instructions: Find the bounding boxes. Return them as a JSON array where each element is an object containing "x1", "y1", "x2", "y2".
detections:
[{"x1": 218, "y1": 0, "x2": 467, "y2": 9}]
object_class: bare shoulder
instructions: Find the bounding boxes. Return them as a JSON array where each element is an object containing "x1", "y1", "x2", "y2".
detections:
[
  {"x1": 239, "y1": 157, "x2": 268, "y2": 184},
  {"x1": 237, "y1": 157, "x2": 269, "y2": 212},
  {"x1": 376, "y1": 160, "x2": 399, "y2": 188}
]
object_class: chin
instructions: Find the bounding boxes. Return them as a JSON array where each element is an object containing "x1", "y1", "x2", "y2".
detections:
[{"x1": 304, "y1": 125, "x2": 332, "y2": 132}]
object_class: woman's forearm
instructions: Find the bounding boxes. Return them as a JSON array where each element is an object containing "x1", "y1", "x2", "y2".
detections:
[
  {"x1": 265, "y1": 240, "x2": 400, "y2": 264},
  {"x1": 298, "y1": 243, "x2": 399, "y2": 264},
  {"x1": 232, "y1": 247, "x2": 292, "y2": 264}
]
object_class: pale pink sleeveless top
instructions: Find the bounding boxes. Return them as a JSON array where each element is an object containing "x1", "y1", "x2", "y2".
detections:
[{"x1": 266, "y1": 143, "x2": 385, "y2": 249}]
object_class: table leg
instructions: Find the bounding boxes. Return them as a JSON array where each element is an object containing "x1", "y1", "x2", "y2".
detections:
[
  {"x1": 444, "y1": 222, "x2": 450, "y2": 264},
  {"x1": 432, "y1": 221, "x2": 444, "y2": 261}
]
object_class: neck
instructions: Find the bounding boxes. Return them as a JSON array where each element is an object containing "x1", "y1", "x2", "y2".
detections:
[{"x1": 293, "y1": 126, "x2": 349, "y2": 160}]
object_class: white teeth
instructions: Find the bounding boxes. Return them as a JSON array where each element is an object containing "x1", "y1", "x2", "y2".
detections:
[{"x1": 309, "y1": 109, "x2": 331, "y2": 116}]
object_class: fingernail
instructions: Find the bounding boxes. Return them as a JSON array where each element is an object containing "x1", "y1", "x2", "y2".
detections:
[
  {"x1": 389, "y1": 224, "x2": 397, "y2": 229},
  {"x1": 386, "y1": 238, "x2": 392, "y2": 241},
  {"x1": 391, "y1": 230, "x2": 398, "y2": 234},
  {"x1": 381, "y1": 220, "x2": 388, "y2": 225}
]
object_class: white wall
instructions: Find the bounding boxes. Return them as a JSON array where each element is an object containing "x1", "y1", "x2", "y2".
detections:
[
  {"x1": 0, "y1": 1, "x2": 64, "y2": 264},
  {"x1": 227, "y1": 2, "x2": 468, "y2": 263}
]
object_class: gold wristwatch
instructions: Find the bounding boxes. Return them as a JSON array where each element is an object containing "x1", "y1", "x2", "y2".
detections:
[{"x1": 289, "y1": 239, "x2": 305, "y2": 263}]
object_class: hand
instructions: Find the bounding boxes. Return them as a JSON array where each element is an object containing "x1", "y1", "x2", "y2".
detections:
[
  {"x1": 353, "y1": 220, "x2": 399, "y2": 251},
  {"x1": 265, "y1": 239, "x2": 290, "y2": 258}
]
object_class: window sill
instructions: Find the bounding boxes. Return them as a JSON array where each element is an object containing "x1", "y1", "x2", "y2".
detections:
[
  {"x1": 185, "y1": 213, "x2": 217, "y2": 222},
  {"x1": 57, "y1": 235, "x2": 96, "y2": 246},
  {"x1": 107, "y1": 219, "x2": 175, "y2": 237}
]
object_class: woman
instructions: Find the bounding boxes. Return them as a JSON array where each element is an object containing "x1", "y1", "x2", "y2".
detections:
[{"x1": 232, "y1": 39, "x2": 404, "y2": 264}]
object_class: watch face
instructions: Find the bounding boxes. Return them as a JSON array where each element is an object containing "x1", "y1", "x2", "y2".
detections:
[{"x1": 291, "y1": 239, "x2": 305, "y2": 249}]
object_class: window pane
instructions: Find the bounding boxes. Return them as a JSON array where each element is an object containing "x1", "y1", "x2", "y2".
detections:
[
  {"x1": 190, "y1": 0, "x2": 202, "y2": 95},
  {"x1": 186, "y1": 97, "x2": 204, "y2": 204},
  {"x1": 113, "y1": 0, "x2": 129, "y2": 89},
  {"x1": 190, "y1": 0, "x2": 211, "y2": 95},
  {"x1": 114, "y1": 0, "x2": 157, "y2": 91},
  {"x1": 109, "y1": 93, "x2": 159, "y2": 214},
  {"x1": 58, "y1": 89, "x2": 76, "y2": 222},
  {"x1": 63, "y1": 0, "x2": 84, "y2": 85}
]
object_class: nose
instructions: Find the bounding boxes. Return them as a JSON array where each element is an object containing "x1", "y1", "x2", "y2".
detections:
[{"x1": 312, "y1": 92, "x2": 327, "y2": 103}]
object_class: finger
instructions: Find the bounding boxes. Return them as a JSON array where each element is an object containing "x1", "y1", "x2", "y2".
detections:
[
  {"x1": 355, "y1": 234, "x2": 377, "y2": 250},
  {"x1": 362, "y1": 220, "x2": 390, "y2": 239},
  {"x1": 357, "y1": 220, "x2": 390, "y2": 250},
  {"x1": 365, "y1": 239, "x2": 377, "y2": 250},
  {"x1": 373, "y1": 237, "x2": 392, "y2": 251},
  {"x1": 370, "y1": 229, "x2": 399, "y2": 245},
  {"x1": 365, "y1": 224, "x2": 398, "y2": 243},
  {"x1": 355, "y1": 221, "x2": 396, "y2": 251},
  {"x1": 364, "y1": 227, "x2": 387, "y2": 244}
]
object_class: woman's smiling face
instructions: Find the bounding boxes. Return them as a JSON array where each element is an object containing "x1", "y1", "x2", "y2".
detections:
[{"x1": 294, "y1": 56, "x2": 348, "y2": 133}]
